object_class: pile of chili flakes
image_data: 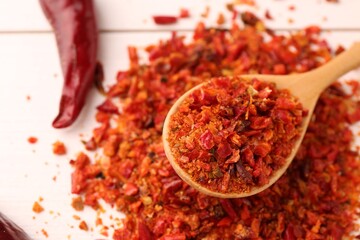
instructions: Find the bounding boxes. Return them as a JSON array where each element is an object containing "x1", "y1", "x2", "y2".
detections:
[{"x1": 71, "y1": 12, "x2": 360, "y2": 239}]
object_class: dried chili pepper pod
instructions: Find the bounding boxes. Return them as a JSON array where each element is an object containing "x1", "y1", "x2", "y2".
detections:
[
  {"x1": 0, "y1": 212, "x2": 31, "y2": 240},
  {"x1": 39, "y1": 0, "x2": 98, "y2": 128}
]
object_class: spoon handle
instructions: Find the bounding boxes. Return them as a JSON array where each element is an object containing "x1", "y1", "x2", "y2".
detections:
[{"x1": 304, "y1": 41, "x2": 360, "y2": 93}]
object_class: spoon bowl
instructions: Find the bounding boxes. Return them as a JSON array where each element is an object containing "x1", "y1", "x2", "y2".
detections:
[{"x1": 163, "y1": 42, "x2": 360, "y2": 198}]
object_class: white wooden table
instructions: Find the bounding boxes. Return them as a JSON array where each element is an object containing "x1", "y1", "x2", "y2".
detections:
[{"x1": 0, "y1": 0, "x2": 359, "y2": 239}]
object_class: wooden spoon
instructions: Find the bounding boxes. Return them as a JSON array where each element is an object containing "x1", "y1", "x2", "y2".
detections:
[{"x1": 163, "y1": 42, "x2": 360, "y2": 198}]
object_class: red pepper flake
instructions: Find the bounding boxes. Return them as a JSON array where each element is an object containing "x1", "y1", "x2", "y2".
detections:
[
  {"x1": 100, "y1": 226, "x2": 109, "y2": 237},
  {"x1": 288, "y1": 5, "x2": 296, "y2": 11},
  {"x1": 264, "y1": 9, "x2": 273, "y2": 20},
  {"x1": 96, "y1": 217, "x2": 103, "y2": 226},
  {"x1": 52, "y1": 140, "x2": 67, "y2": 155},
  {"x1": 335, "y1": 45, "x2": 345, "y2": 55},
  {"x1": 232, "y1": 10, "x2": 238, "y2": 21},
  {"x1": 201, "y1": 6, "x2": 210, "y2": 18},
  {"x1": 26, "y1": 95, "x2": 31, "y2": 101},
  {"x1": 167, "y1": 76, "x2": 305, "y2": 193},
  {"x1": 96, "y1": 99, "x2": 119, "y2": 114},
  {"x1": 83, "y1": 137, "x2": 97, "y2": 151},
  {"x1": 288, "y1": 18, "x2": 294, "y2": 24},
  {"x1": 27, "y1": 136, "x2": 38, "y2": 144},
  {"x1": 216, "y1": 13, "x2": 226, "y2": 25},
  {"x1": 233, "y1": 0, "x2": 256, "y2": 6},
  {"x1": 273, "y1": 64, "x2": 286, "y2": 74},
  {"x1": 326, "y1": 0, "x2": 339, "y2": 3},
  {"x1": 346, "y1": 80, "x2": 360, "y2": 96},
  {"x1": 241, "y1": 11, "x2": 260, "y2": 26},
  {"x1": 79, "y1": 220, "x2": 88, "y2": 231},
  {"x1": 305, "y1": 25, "x2": 321, "y2": 35},
  {"x1": 32, "y1": 201, "x2": 44, "y2": 213},
  {"x1": 69, "y1": 10, "x2": 360, "y2": 240},
  {"x1": 41, "y1": 229, "x2": 48, "y2": 238},
  {"x1": 226, "y1": 3, "x2": 234, "y2": 11},
  {"x1": 71, "y1": 196, "x2": 84, "y2": 211},
  {"x1": 153, "y1": 16, "x2": 178, "y2": 25},
  {"x1": 179, "y1": 8, "x2": 190, "y2": 18}
]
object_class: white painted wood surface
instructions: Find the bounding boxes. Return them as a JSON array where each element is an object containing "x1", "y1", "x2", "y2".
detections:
[
  {"x1": 0, "y1": 1, "x2": 360, "y2": 239},
  {"x1": 0, "y1": 0, "x2": 360, "y2": 31}
]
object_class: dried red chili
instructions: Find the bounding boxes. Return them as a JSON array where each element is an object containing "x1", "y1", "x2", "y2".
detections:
[
  {"x1": 39, "y1": 0, "x2": 98, "y2": 128},
  {"x1": 0, "y1": 212, "x2": 31, "y2": 240},
  {"x1": 70, "y1": 12, "x2": 360, "y2": 240},
  {"x1": 167, "y1": 76, "x2": 305, "y2": 194}
]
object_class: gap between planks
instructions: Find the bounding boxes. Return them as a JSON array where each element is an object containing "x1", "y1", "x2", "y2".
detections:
[{"x1": 1, "y1": 28, "x2": 360, "y2": 34}]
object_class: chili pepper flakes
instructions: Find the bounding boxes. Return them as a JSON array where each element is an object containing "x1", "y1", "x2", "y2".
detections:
[
  {"x1": 27, "y1": 136, "x2": 38, "y2": 144},
  {"x1": 288, "y1": 5, "x2": 296, "y2": 11},
  {"x1": 52, "y1": 140, "x2": 67, "y2": 155},
  {"x1": 167, "y1": 76, "x2": 306, "y2": 194},
  {"x1": 70, "y1": 13, "x2": 360, "y2": 240},
  {"x1": 79, "y1": 220, "x2": 89, "y2": 231},
  {"x1": 201, "y1": 6, "x2": 210, "y2": 18},
  {"x1": 233, "y1": 0, "x2": 256, "y2": 6},
  {"x1": 216, "y1": 13, "x2": 226, "y2": 26},
  {"x1": 71, "y1": 196, "x2": 84, "y2": 211},
  {"x1": 264, "y1": 10, "x2": 273, "y2": 20},
  {"x1": 32, "y1": 201, "x2": 44, "y2": 213},
  {"x1": 41, "y1": 229, "x2": 49, "y2": 238},
  {"x1": 179, "y1": 8, "x2": 190, "y2": 18}
]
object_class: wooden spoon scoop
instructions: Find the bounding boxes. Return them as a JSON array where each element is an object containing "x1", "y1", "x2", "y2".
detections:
[{"x1": 163, "y1": 42, "x2": 360, "y2": 198}]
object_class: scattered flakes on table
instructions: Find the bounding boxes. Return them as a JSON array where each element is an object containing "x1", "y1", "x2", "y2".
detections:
[
  {"x1": 79, "y1": 220, "x2": 89, "y2": 231},
  {"x1": 41, "y1": 229, "x2": 49, "y2": 238},
  {"x1": 71, "y1": 196, "x2": 84, "y2": 211},
  {"x1": 216, "y1": 12, "x2": 226, "y2": 25},
  {"x1": 52, "y1": 140, "x2": 67, "y2": 155},
  {"x1": 179, "y1": 8, "x2": 190, "y2": 18},
  {"x1": 32, "y1": 201, "x2": 44, "y2": 213},
  {"x1": 233, "y1": 0, "x2": 256, "y2": 6},
  {"x1": 226, "y1": 3, "x2": 234, "y2": 11},
  {"x1": 264, "y1": 9, "x2": 273, "y2": 20},
  {"x1": 288, "y1": 5, "x2": 296, "y2": 11},
  {"x1": 201, "y1": 6, "x2": 210, "y2": 18},
  {"x1": 27, "y1": 136, "x2": 38, "y2": 144}
]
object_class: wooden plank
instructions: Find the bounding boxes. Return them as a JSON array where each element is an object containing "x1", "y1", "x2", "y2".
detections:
[{"x1": 0, "y1": 0, "x2": 359, "y2": 32}]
